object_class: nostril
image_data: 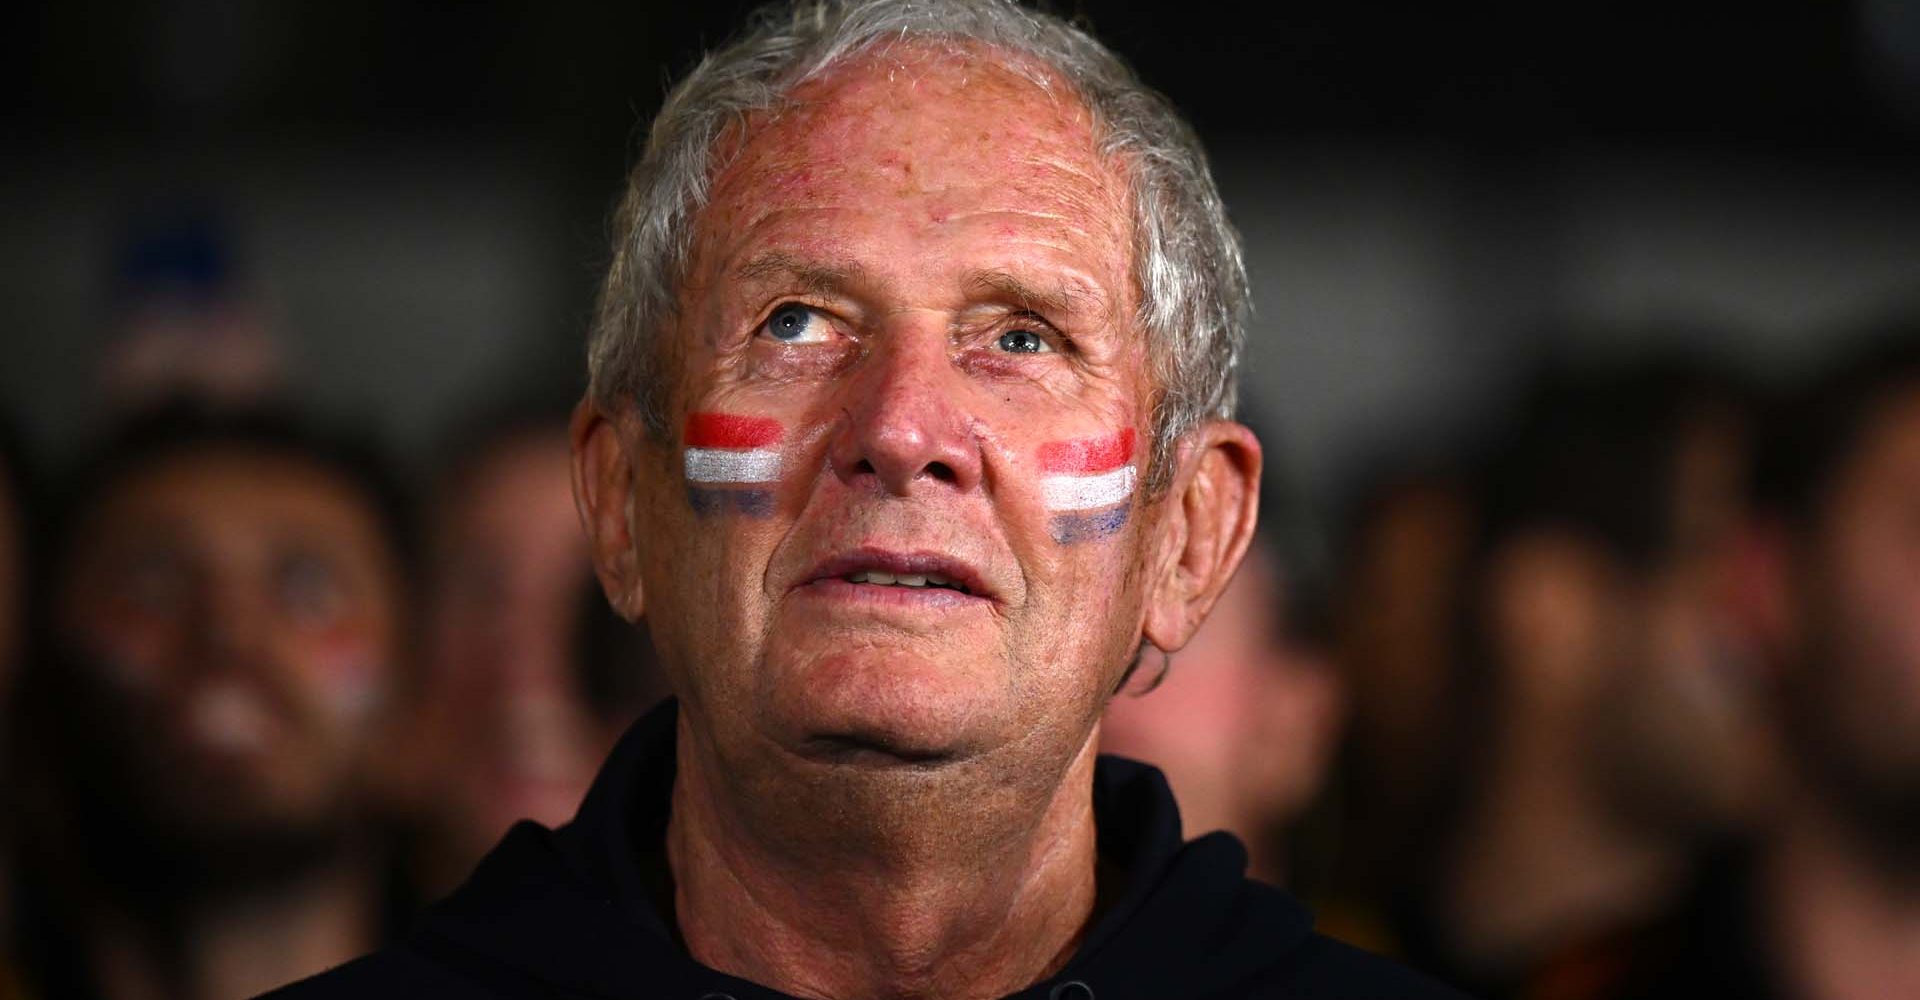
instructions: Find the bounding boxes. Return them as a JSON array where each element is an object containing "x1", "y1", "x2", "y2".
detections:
[
  {"x1": 854, "y1": 459, "x2": 877, "y2": 476},
  {"x1": 925, "y1": 461, "x2": 956, "y2": 483}
]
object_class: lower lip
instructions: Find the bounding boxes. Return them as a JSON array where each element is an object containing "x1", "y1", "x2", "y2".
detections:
[{"x1": 798, "y1": 577, "x2": 990, "y2": 611}]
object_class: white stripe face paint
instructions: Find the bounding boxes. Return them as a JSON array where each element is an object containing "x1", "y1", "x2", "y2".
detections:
[
  {"x1": 1041, "y1": 465, "x2": 1136, "y2": 511},
  {"x1": 684, "y1": 447, "x2": 781, "y2": 483}
]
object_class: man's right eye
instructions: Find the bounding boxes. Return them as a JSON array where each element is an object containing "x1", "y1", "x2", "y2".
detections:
[{"x1": 760, "y1": 303, "x2": 833, "y2": 344}]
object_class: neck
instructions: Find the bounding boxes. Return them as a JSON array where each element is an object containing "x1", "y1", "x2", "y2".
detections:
[
  {"x1": 669, "y1": 720, "x2": 1102, "y2": 1000},
  {"x1": 1768, "y1": 796, "x2": 1920, "y2": 1000},
  {"x1": 1443, "y1": 700, "x2": 1684, "y2": 973},
  {"x1": 92, "y1": 861, "x2": 377, "y2": 1000}
]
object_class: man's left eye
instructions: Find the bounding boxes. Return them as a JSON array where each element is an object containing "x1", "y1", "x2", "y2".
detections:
[
  {"x1": 996, "y1": 329, "x2": 1052, "y2": 354},
  {"x1": 761, "y1": 302, "x2": 833, "y2": 344}
]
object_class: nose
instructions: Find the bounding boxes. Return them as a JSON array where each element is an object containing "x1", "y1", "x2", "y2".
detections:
[
  {"x1": 193, "y1": 571, "x2": 271, "y2": 676},
  {"x1": 828, "y1": 323, "x2": 982, "y2": 496}
]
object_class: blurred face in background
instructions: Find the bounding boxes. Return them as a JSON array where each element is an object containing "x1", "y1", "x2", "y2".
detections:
[
  {"x1": 421, "y1": 432, "x2": 601, "y2": 858},
  {"x1": 1588, "y1": 408, "x2": 1769, "y2": 833},
  {"x1": 1788, "y1": 388, "x2": 1920, "y2": 852},
  {"x1": 55, "y1": 447, "x2": 402, "y2": 846},
  {"x1": 1100, "y1": 544, "x2": 1343, "y2": 865},
  {"x1": 1337, "y1": 478, "x2": 1471, "y2": 787}
]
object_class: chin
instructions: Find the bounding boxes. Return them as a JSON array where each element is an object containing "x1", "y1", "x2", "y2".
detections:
[{"x1": 763, "y1": 646, "x2": 1011, "y2": 765}]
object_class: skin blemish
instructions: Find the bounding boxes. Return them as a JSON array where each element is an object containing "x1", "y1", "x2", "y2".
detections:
[
  {"x1": 1039, "y1": 428, "x2": 1138, "y2": 544},
  {"x1": 684, "y1": 413, "x2": 786, "y2": 518}
]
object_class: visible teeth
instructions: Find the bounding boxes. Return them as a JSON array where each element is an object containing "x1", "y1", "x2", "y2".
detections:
[{"x1": 844, "y1": 569, "x2": 967, "y2": 591}]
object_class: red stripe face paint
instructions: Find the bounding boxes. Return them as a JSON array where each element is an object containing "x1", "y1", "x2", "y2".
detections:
[
  {"x1": 1039, "y1": 429, "x2": 1137, "y2": 543},
  {"x1": 685, "y1": 413, "x2": 785, "y2": 449},
  {"x1": 684, "y1": 412, "x2": 785, "y2": 517},
  {"x1": 1040, "y1": 427, "x2": 1136, "y2": 475}
]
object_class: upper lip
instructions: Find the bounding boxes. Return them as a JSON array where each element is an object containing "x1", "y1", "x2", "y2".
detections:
[{"x1": 800, "y1": 547, "x2": 997, "y2": 601}]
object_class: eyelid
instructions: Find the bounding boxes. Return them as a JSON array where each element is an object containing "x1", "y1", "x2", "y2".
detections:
[
  {"x1": 752, "y1": 299, "x2": 848, "y2": 345},
  {"x1": 989, "y1": 310, "x2": 1072, "y2": 354}
]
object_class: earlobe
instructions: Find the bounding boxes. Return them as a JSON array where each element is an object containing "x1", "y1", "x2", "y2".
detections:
[
  {"x1": 1141, "y1": 421, "x2": 1262, "y2": 653},
  {"x1": 571, "y1": 400, "x2": 647, "y2": 621}
]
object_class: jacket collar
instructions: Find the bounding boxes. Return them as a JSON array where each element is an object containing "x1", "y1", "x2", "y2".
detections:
[{"x1": 415, "y1": 699, "x2": 1311, "y2": 1000}]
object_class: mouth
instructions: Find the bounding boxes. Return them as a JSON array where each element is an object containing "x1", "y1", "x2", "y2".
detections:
[{"x1": 799, "y1": 547, "x2": 996, "y2": 603}]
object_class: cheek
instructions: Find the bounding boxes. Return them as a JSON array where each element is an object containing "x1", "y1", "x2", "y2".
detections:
[
  {"x1": 682, "y1": 412, "x2": 786, "y2": 519},
  {"x1": 79, "y1": 603, "x2": 177, "y2": 692},
  {"x1": 1037, "y1": 428, "x2": 1137, "y2": 545},
  {"x1": 299, "y1": 623, "x2": 388, "y2": 722}
]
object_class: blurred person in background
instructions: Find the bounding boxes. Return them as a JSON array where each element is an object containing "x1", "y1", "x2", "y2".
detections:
[
  {"x1": 1608, "y1": 333, "x2": 1920, "y2": 1000},
  {"x1": 397, "y1": 409, "x2": 659, "y2": 896},
  {"x1": 1420, "y1": 359, "x2": 1771, "y2": 998},
  {"x1": 1099, "y1": 527, "x2": 1346, "y2": 887},
  {"x1": 10, "y1": 405, "x2": 411, "y2": 1000},
  {"x1": 1318, "y1": 465, "x2": 1477, "y2": 946}
]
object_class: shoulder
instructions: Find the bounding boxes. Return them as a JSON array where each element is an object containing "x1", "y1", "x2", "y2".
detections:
[{"x1": 1244, "y1": 932, "x2": 1475, "y2": 1000}]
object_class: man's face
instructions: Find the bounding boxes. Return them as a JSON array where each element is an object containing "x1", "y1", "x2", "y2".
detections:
[
  {"x1": 1793, "y1": 388, "x2": 1920, "y2": 839},
  {"x1": 57, "y1": 448, "x2": 402, "y2": 837},
  {"x1": 621, "y1": 50, "x2": 1158, "y2": 782}
]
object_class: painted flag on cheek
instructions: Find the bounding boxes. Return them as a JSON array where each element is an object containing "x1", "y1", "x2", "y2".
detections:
[
  {"x1": 684, "y1": 413, "x2": 784, "y2": 517},
  {"x1": 1040, "y1": 428, "x2": 1137, "y2": 544}
]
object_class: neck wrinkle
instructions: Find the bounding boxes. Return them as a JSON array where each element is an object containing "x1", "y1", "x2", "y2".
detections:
[{"x1": 668, "y1": 722, "x2": 1103, "y2": 1000}]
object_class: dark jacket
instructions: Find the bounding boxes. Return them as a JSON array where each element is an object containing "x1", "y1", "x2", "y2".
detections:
[{"x1": 267, "y1": 702, "x2": 1466, "y2": 1000}]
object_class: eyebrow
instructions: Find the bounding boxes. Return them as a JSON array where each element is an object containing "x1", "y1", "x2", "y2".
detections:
[
  {"x1": 963, "y1": 267, "x2": 1108, "y2": 321},
  {"x1": 733, "y1": 252, "x2": 1111, "y2": 322},
  {"x1": 734, "y1": 251, "x2": 874, "y2": 296}
]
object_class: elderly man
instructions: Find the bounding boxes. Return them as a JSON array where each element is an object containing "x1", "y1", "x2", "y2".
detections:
[{"x1": 273, "y1": 2, "x2": 1458, "y2": 997}]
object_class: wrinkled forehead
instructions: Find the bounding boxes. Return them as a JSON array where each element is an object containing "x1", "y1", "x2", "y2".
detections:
[
  {"x1": 692, "y1": 42, "x2": 1138, "y2": 290},
  {"x1": 775, "y1": 40, "x2": 1098, "y2": 146}
]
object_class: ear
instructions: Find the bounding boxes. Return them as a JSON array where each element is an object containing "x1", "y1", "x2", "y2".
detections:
[
  {"x1": 571, "y1": 399, "x2": 646, "y2": 621},
  {"x1": 1141, "y1": 421, "x2": 1262, "y2": 653}
]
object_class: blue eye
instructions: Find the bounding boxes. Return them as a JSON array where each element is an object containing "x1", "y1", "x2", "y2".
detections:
[
  {"x1": 996, "y1": 329, "x2": 1051, "y2": 354},
  {"x1": 762, "y1": 303, "x2": 831, "y2": 344}
]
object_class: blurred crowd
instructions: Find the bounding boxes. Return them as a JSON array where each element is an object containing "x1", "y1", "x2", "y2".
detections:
[{"x1": 2, "y1": 223, "x2": 1920, "y2": 1000}]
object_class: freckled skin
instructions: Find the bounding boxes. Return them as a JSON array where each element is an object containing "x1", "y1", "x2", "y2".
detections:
[{"x1": 651, "y1": 50, "x2": 1149, "y2": 785}]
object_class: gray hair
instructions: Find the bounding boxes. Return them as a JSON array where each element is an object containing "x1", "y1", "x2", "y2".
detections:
[{"x1": 586, "y1": 0, "x2": 1248, "y2": 491}]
